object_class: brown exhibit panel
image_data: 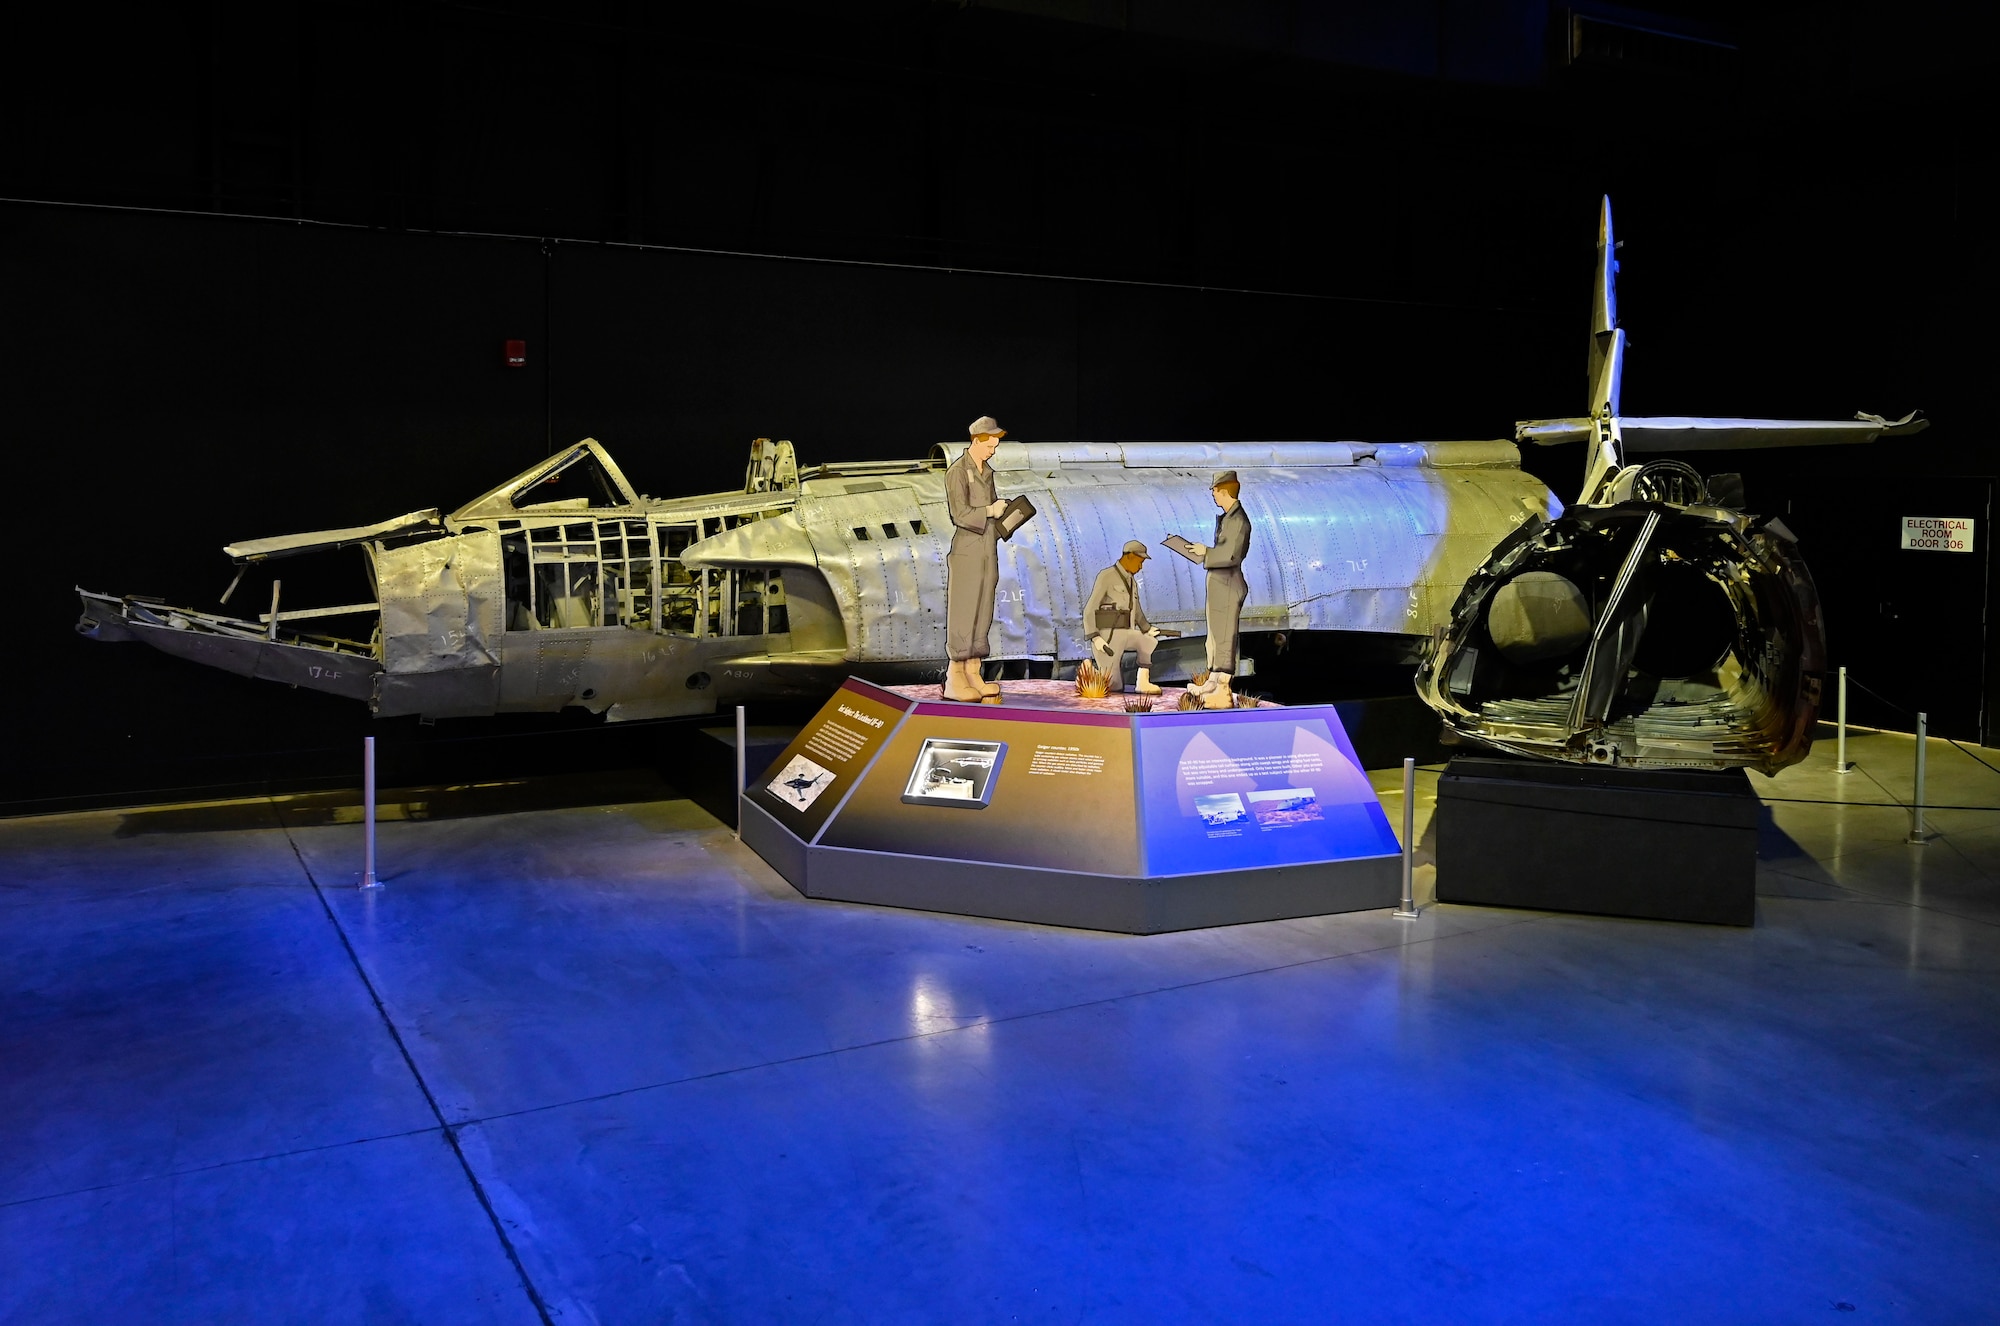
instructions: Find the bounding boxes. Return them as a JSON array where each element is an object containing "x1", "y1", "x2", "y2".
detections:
[
  {"x1": 821, "y1": 706, "x2": 1140, "y2": 876},
  {"x1": 745, "y1": 679, "x2": 912, "y2": 841},
  {"x1": 739, "y1": 679, "x2": 1402, "y2": 934}
]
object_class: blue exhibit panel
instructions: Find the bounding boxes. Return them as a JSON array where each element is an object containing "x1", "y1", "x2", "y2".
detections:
[{"x1": 1135, "y1": 705, "x2": 1398, "y2": 875}]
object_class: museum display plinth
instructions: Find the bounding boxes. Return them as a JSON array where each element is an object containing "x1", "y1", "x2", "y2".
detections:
[
  {"x1": 740, "y1": 679, "x2": 1401, "y2": 934},
  {"x1": 1434, "y1": 755, "x2": 1758, "y2": 925}
]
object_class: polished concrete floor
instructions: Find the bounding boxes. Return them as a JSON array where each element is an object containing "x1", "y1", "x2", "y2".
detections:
[{"x1": 3, "y1": 730, "x2": 1997, "y2": 1323}]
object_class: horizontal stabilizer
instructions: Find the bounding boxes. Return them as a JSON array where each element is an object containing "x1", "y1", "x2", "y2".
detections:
[{"x1": 1517, "y1": 412, "x2": 1926, "y2": 452}]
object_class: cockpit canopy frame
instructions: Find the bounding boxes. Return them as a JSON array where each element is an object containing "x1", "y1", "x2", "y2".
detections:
[{"x1": 450, "y1": 439, "x2": 643, "y2": 522}]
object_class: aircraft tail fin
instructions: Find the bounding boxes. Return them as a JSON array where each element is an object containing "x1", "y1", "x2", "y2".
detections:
[{"x1": 1587, "y1": 196, "x2": 1624, "y2": 418}]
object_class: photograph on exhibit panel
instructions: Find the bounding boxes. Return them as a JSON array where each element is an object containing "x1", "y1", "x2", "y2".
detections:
[
  {"x1": 1248, "y1": 787, "x2": 1322, "y2": 827},
  {"x1": 901, "y1": 738, "x2": 1007, "y2": 809},
  {"x1": 1138, "y1": 709, "x2": 1399, "y2": 871},
  {"x1": 768, "y1": 754, "x2": 836, "y2": 812},
  {"x1": 1194, "y1": 793, "x2": 1249, "y2": 827}
]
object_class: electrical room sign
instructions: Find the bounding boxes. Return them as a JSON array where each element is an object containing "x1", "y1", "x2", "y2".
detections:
[{"x1": 1900, "y1": 517, "x2": 1975, "y2": 553}]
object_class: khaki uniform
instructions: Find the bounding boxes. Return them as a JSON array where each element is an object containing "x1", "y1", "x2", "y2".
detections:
[
  {"x1": 1203, "y1": 504, "x2": 1252, "y2": 671},
  {"x1": 1085, "y1": 563, "x2": 1154, "y2": 685},
  {"x1": 944, "y1": 452, "x2": 1001, "y2": 662}
]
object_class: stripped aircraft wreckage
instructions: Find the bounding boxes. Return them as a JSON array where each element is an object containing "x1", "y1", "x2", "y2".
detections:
[
  {"x1": 77, "y1": 198, "x2": 1918, "y2": 777},
  {"x1": 1415, "y1": 198, "x2": 1925, "y2": 774},
  {"x1": 76, "y1": 433, "x2": 1551, "y2": 722}
]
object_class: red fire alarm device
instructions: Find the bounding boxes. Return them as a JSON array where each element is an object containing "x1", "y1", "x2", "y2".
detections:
[{"x1": 504, "y1": 339, "x2": 527, "y2": 368}]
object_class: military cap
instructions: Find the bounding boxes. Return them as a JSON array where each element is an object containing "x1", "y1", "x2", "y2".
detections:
[
  {"x1": 968, "y1": 415, "x2": 1006, "y2": 438},
  {"x1": 1121, "y1": 539, "x2": 1151, "y2": 559},
  {"x1": 1212, "y1": 470, "x2": 1239, "y2": 487}
]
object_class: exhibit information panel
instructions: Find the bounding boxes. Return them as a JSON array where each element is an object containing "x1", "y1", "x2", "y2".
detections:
[
  {"x1": 739, "y1": 681, "x2": 1402, "y2": 932},
  {"x1": 744, "y1": 678, "x2": 912, "y2": 841},
  {"x1": 819, "y1": 706, "x2": 1141, "y2": 876},
  {"x1": 1135, "y1": 706, "x2": 1400, "y2": 874}
]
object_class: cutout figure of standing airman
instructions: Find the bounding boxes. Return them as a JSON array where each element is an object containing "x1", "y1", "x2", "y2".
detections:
[
  {"x1": 1183, "y1": 470, "x2": 1252, "y2": 709},
  {"x1": 942, "y1": 416, "x2": 1010, "y2": 702}
]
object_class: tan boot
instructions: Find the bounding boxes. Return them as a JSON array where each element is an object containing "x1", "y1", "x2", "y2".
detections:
[
  {"x1": 972, "y1": 660, "x2": 1001, "y2": 697},
  {"x1": 1201, "y1": 672, "x2": 1234, "y2": 709},
  {"x1": 1134, "y1": 667, "x2": 1162, "y2": 696},
  {"x1": 942, "y1": 659, "x2": 983, "y2": 702}
]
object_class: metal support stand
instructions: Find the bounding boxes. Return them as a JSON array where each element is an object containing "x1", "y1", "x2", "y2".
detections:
[
  {"x1": 1906, "y1": 711, "x2": 1928, "y2": 845},
  {"x1": 735, "y1": 705, "x2": 747, "y2": 841},
  {"x1": 1835, "y1": 665, "x2": 1853, "y2": 773},
  {"x1": 1393, "y1": 756, "x2": 1421, "y2": 918},
  {"x1": 360, "y1": 735, "x2": 382, "y2": 888},
  {"x1": 266, "y1": 580, "x2": 282, "y2": 642}
]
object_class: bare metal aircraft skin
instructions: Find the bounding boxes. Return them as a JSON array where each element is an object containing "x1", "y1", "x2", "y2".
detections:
[
  {"x1": 78, "y1": 200, "x2": 1913, "y2": 761},
  {"x1": 1414, "y1": 199, "x2": 1925, "y2": 775},
  {"x1": 76, "y1": 434, "x2": 1555, "y2": 722}
]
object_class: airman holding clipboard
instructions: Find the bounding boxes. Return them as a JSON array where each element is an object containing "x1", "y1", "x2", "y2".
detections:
[
  {"x1": 1164, "y1": 470, "x2": 1253, "y2": 709},
  {"x1": 943, "y1": 416, "x2": 1031, "y2": 701}
]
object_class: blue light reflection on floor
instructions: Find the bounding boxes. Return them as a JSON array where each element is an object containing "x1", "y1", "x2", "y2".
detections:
[{"x1": 2, "y1": 729, "x2": 1997, "y2": 1322}]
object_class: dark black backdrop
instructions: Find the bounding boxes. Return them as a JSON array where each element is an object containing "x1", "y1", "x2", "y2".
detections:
[
  {"x1": 3, "y1": 1, "x2": 1989, "y2": 812},
  {"x1": 5, "y1": 202, "x2": 1579, "y2": 813}
]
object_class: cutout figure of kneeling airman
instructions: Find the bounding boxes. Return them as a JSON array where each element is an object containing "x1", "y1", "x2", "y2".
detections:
[{"x1": 1085, "y1": 540, "x2": 1163, "y2": 696}]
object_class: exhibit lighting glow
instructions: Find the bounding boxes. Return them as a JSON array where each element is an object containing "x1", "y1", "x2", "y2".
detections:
[{"x1": 909, "y1": 973, "x2": 986, "y2": 1041}]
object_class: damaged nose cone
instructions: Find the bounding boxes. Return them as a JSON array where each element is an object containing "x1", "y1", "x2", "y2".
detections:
[{"x1": 1416, "y1": 499, "x2": 1823, "y2": 775}]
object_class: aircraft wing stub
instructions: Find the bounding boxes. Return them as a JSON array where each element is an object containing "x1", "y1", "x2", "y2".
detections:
[
  {"x1": 680, "y1": 511, "x2": 818, "y2": 570},
  {"x1": 223, "y1": 509, "x2": 441, "y2": 562}
]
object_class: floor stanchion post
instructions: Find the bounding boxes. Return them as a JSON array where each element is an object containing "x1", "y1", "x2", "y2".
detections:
[
  {"x1": 1906, "y1": 712, "x2": 1928, "y2": 845},
  {"x1": 1394, "y1": 756, "x2": 1420, "y2": 918},
  {"x1": 735, "y1": 705, "x2": 747, "y2": 841},
  {"x1": 360, "y1": 735, "x2": 382, "y2": 889},
  {"x1": 1836, "y1": 665, "x2": 1852, "y2": 773}
]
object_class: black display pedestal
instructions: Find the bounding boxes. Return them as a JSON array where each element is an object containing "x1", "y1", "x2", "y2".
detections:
[{"x1": 1435, "y1": 756, "x2": 1759, "y2": 926}]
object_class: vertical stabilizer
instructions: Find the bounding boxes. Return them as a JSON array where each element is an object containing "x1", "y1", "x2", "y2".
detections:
[
  {"x1": 1591, "y1": 196, "x2": 1617, "y2": 336},
  {"x1": 1579, "y1": 196, "x2": 1627, "y2": 502},
  {"x1": 1586, "y1": 196, "x2": 1624, "y2": 417}
]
